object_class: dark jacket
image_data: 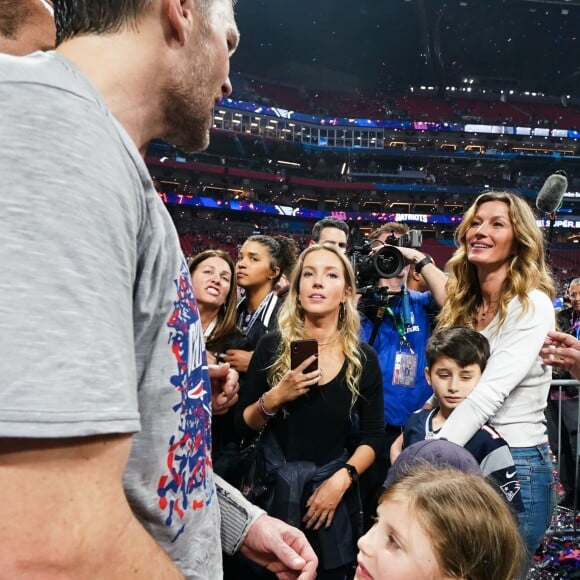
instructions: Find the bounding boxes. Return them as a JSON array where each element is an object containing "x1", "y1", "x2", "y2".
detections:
[{"x1": 256, "y1": 430, "x2": 362, "y2": 571}]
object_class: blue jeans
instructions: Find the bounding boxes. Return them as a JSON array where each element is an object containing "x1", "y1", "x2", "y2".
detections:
[{"x1": 511, "y1": 444, "x2": 556, "y2": 557}]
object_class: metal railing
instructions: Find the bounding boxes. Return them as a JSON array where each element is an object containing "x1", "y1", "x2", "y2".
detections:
[{"x1": 549, "y1": 379, "x2": 580, "y2": 535}]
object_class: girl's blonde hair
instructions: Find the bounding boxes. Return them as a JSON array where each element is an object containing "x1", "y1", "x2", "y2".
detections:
[
  {"x1": 437, "y1": 191, "x2": 555, "y2": 330},
  {"x1": 271, "y1": 244, "x2": 362, "y2": 408},
  {"x1": 381, "y1": 464, "x2": 526, "y2": 580}
]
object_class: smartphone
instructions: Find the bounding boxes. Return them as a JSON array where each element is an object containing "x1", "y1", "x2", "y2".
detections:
[{"x1": 290, "y1": 339, "x2": 318, "y2": 373}]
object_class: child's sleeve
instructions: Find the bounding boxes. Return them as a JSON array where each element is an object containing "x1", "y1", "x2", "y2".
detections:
[
  {"x1": 477, "y1": 426, "x2": 525, "y2": 513},
  {"x1": 403, "y1": 410, "x2": 429, "y2": 448}
]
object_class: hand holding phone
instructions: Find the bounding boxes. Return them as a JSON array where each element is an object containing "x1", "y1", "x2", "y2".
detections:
[{"x1": 290, "y1": 339, "x2": 318, "y2": 374}]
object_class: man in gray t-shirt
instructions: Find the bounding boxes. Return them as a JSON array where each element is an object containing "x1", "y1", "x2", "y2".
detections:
[{"x1": 0, "y1": 2, "x2": 317, "y2": 579}]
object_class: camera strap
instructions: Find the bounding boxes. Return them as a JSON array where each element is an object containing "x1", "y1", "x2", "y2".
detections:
[{"x1": 368, "y1": 306, "x2": 386, "y2": 347}]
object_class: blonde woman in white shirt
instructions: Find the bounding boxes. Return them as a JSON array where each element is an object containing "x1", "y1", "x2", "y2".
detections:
[{"x1": 435, "y1": 191, "x2": 556, "y2": 558}]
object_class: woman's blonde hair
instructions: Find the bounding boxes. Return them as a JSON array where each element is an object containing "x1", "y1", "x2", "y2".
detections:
[
  {"x1": 271, "y1": 244, "x2": 362, "y2": 408},
  {"x1": 381, "y1": 464, "x2": 526, "y2": 580},
  {"x1": 437, "y1": 191, "x2": 555, "y2": 329}
]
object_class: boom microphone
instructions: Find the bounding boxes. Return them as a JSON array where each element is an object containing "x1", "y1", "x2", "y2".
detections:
[{"x1": 536, "y1": 172, "x2": 568, "y2": 213}]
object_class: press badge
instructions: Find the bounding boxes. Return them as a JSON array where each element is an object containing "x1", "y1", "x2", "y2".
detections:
[{"x1": 392, "y1": 350, "x2": 418, "y2": 387}]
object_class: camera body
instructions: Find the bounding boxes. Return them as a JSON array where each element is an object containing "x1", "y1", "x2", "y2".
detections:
[{"x1": 349, "y1": 230, "x2": 422, "y2": 288}]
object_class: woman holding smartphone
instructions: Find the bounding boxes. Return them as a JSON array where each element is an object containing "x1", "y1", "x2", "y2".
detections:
[{"x1": 235, "y1": 244, "x2": 384, "y2": 580}]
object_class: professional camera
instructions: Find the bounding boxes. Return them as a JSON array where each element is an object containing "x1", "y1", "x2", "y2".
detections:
[{"x1": 349, "y1": 230, "x2": 422, "y2": 288}]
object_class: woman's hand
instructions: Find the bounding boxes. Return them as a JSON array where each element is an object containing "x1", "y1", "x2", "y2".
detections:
[
  {"x1": 302, "y1": 468, "x2": 351, "y2": 531},
  {"x1": 268, "y1": 355, "x2": 322, "y2": 408}
]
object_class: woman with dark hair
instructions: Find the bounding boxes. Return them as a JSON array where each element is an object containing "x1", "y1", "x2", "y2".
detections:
[
  {"x1": 188, "y1": 249, "x2": 245, "y2": 367},
  {"x1": 235, "y1": 244, "x2": 384, "y2": 579},
  {"x1": 434, "y1": 191, "x2": 556, "y2": 557},
  {"x1": 189, "y1": 249, "x2": 250, "y2": 481},
  {"x1": 225, "y1": 234, "x2": 298, "y2": 374}
]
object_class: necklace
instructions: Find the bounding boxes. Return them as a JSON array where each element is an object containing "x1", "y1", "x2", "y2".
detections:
[
  {"x1": 478, "y1": 300, "x2": 499, "y2": 320},
  {"x1": 317, "y1": 334, "x2": 339, "y2": 347}
]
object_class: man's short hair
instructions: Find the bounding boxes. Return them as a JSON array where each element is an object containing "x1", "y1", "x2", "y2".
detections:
[
  {"x1": 55, "y1": 0, "x2": 209, "y2": 45},
  {"x1": 426, "y1": 327, "x2": 490, "y2": 372},
  {"x1": 311, "y1": 217, "x2": 349, "y2": 242},
  {"x1": 368, "y1": 222, "x2": 409, "y2": 241}
]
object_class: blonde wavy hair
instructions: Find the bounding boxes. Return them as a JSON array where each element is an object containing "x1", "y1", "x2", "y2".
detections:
[
  {"x1": 437, "y1": 191, "x2": 555, "y2": 330},
  {"x1": 271, "y1": 244, "x2": 362, "y2": 409}
]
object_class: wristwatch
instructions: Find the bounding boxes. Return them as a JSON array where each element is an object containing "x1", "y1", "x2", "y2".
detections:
[
  {"x1": 342, "y1": 463, "x2": 359, "y2": 485},
  {"x1": 414, "y1": 255, "x2": 434, "y2": 274}
]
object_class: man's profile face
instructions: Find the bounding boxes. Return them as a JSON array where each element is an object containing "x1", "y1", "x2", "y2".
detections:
[
  {"x1": 162, "y1": 0, "x2": 239, "y2": 152},
  {"x1": 317, "y1": 227, "x2": 348, "y2": 253}
]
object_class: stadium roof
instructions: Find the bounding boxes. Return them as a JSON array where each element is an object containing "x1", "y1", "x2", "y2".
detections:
[{"x1": 231, "y1": 0, "x2": 580, "y2": 97}]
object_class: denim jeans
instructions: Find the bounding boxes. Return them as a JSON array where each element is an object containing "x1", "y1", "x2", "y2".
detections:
[{"x1": 511, "y1": 444, "x2": 556, "y2": 557}]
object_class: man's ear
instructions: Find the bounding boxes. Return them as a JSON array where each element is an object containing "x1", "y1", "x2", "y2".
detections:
[
  {"x1": 165, "y1": 0, "x2": 193, "y2": 45},
  {"x1": 424, "y1": 367, "x2": 432, "y2": 385}
]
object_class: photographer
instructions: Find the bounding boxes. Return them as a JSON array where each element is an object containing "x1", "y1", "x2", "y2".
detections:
[{"x1": 355, "y1": 223, "x2": 447, "y2": 515}]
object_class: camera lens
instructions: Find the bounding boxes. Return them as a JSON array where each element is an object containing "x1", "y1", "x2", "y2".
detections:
[{"x1": 373, "y1": 246, "x2": 405, "y2": 279}]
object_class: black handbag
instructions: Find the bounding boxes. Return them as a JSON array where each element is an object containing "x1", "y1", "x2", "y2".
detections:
[{"x1": 237, "y1": 427, "x2": 285, "y2": 507}]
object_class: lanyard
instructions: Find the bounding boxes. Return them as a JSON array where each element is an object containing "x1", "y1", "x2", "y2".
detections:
[
  {"x1": 385, "y1": 304, "x2": 412, "y2": 350},
  {"x1": 203, "y1": 317, "x2": 217, "y2": 342},
  {"x1": 238, "y1": 291, "x2": 273, "y2": 337}
]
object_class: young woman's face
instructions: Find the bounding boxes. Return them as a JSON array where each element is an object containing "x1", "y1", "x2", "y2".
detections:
[
  {"x1": 356, "y1": 499, "x2": 446, "y2": 580},
  {"x1": 298, "y1": 249, "x2": 348, "y2": 319},
  {"x1": 235, "y1": 241, "x2": 277, "y2": 291},
  {"x1": 465, "y1": 200, "x2": 516, "y2": 270},
  {"x1": 191, "y1": 256, "x2": 232, "y2": 309}
]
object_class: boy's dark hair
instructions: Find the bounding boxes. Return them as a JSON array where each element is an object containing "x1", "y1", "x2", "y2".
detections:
[
  {"x1": 426, "y1": 327, "x2": 490, "y2": 372},
  {"x1": 311, "y1": 217, "x2": 349, "y2": 242}
]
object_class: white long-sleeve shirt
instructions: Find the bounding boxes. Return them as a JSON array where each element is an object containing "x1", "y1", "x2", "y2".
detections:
[{"x1": 437, "y1": 289, "x2": 555, "y2": 448}]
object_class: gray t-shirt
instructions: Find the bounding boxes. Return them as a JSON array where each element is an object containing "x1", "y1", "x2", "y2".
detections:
[{"x1": 0, "y1": 51, "x2": 256, "y2": 578}]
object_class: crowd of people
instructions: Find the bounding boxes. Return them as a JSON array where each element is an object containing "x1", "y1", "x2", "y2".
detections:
[{"x1": 1, "y1": 1, "x2": 578, "y2": 579}]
